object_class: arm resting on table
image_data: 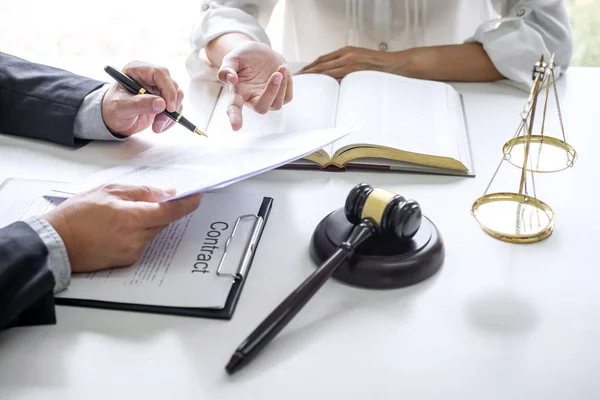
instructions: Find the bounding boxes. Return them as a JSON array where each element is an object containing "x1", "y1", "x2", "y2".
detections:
[
  {"x1": 0, "y1": 222, "x2": 56, "y2": 331},
  {"x1": 0, "y1": 52, "x2": 108, "y2": 146}
]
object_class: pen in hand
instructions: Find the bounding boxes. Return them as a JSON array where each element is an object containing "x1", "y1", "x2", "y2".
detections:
[{"x1": 104, "y1": 65, "x2": 207, "y2": 137}]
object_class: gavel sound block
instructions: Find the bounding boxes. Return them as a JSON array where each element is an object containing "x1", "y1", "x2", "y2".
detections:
[{"x1": 309, "y1": 183, "x2": 444, "y2": 289}]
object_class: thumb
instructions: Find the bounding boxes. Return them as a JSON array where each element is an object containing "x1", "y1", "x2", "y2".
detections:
[
  {"x1": 137, "y1": 193, "x2": 203, "y2": 228},
  {"x1": 119, "y1": 95, "x2": 166, "y2": 117},
  {"x1": 218, "y1": 54, "x2": 240, "y2": 86},
  {"x1": 111, "y1": 185, "x2": 176, "y2": 202},
  {"x1": 218, "y1": 67, "x2": 238, "y2": 87}
]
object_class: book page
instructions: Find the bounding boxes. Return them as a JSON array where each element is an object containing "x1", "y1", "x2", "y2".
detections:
[
  {"x1": 206, "y1": 73, "x2": 340, "y2": 157},
  {"x1": 333, "y1": 71, "x2": 464, "y2": 162}
]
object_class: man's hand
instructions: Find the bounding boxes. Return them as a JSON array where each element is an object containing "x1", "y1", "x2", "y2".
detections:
[
  {"x1": 101, "y1": 61, "x2": 185, "y2": 136},
  {"x1": 298, "y1": 46, "x2": 405, "y2": 80},
  {"x1": 43, "y1": 184, "x2": 201, "y2": 273},
  {"x1": 218, "y1": 42, "x2": 293, "y2": 131}
]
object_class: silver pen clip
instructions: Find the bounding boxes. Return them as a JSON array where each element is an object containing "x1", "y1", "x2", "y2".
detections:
[{"x1": 216, "y1": 214, "x2": 264, "y2": 281}]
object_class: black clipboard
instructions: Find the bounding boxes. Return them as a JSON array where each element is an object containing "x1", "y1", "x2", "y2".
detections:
[{"x1": 55, "y1": 197, "x2": 273, "y2": 320}]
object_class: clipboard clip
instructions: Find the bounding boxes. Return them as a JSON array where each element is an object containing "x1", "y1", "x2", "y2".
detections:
[{"x1": 216, "y1": 214, "x2": 264, "y2": 281}]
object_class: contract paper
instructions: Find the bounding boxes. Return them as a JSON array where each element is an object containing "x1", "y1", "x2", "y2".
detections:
[{"x1": 55, "y1": 126, "x2": 355, "y2": 200}]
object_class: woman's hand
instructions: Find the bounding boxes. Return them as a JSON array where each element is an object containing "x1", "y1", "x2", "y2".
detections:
[
  {"x1": 299, "y1": 43, "x2": 504, "y2": 83},
  {"x1": 298, "y1": 46, "x2": 406, "y2": 80},
  {"x1": 219, "y1": 41, "x2": 293, "y2": 130}
]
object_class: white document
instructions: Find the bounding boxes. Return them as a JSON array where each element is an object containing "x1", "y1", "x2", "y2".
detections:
[
  {"x1": 0, "y1": 178, "x2": 64, "y2": 227},
  {"x1": 56, "y1": 126, "x2": 354, "y2": 200},
  {"x1": 0, "y1": 178, "x2": 266, "y2": 309}
]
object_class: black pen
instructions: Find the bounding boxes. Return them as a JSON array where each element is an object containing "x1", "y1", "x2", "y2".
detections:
[{"x1": 104, "y1": 65, "x2": 207, "y2": 137}]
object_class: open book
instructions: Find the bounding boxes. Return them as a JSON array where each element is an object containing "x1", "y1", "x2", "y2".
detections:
[{"x1": 207, "y1": 71, "x2": 474, "y2": 176}]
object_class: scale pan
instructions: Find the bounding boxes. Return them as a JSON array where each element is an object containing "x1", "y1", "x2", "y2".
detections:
[
  {"x1": 502, "y1": 135, "x2": 577, "y2": 173},
  {"x1": 471, "y1": 193, "x2": 555, "y2": 243}
]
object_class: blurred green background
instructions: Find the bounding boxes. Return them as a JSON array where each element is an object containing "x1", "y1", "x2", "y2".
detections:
[{"x1": 568, "y1": 0, "x2": 600, "y2": 66}]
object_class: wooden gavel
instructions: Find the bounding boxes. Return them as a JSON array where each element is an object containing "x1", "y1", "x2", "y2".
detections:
[{"x1": 226, "y1": 183, "x2": 423, "y2": 374}]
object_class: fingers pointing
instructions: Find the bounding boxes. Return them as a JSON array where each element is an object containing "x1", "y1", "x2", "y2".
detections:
[
  {"x1": 227, "y1": 89, "x2": 245, "y2": 131},
  {"x1": 271, "y1": 66, "x2": 289, "y2": 110},
  {"x1": 250, "y1": 71, "x2": 283, "y2": 115}
]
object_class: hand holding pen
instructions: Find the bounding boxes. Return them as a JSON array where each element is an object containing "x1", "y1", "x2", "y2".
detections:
[{"x1": 102, "y1": 61, "x2": 206, "y2": 137}]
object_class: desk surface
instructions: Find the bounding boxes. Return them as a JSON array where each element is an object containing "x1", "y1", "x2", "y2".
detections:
[{"x1": 0, "y1": 67, "x2": 598, "y2": 400}]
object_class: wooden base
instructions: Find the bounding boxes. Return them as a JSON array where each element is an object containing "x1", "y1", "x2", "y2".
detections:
[{"x1": 309, "y1": 208, "x2": 444, "y2": 289}]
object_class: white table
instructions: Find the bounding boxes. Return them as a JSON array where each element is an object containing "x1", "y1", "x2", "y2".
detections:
[{"x1": 0, "y1": 67, "x2": 598, "y2": 400}]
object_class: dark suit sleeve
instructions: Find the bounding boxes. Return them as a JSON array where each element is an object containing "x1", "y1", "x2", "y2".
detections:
[
  {"x1": 0, "y1": 222, "x2": 56, "y2": 331},
  {"x1": 0, "y1": 52, "x2": 105, "y2": 146}
]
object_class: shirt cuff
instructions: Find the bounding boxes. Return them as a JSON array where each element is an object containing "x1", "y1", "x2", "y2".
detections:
[
  {"x1": 23, "y1": 216, "x2": 71, "y2": 294},
  {"x1": 74, "y1": 84, "x2": 128, "y2": 141},
  {"x1": 465, "y1": 3, "x2": 572, "y2": 91}
]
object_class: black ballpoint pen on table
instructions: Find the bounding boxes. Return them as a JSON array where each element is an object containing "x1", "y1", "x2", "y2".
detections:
[{"x1": 104, "y1": 65, "x2": 207, "y2": 137}]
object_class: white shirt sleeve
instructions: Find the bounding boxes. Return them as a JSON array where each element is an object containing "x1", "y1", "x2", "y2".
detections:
[
  {"x1": 187, "y1": 0, "x2": 279, "y2": 80},
  {"x1": 73, "y1": 84, "x2": 128, "y2": 141},
  {"x1": 23, "y1": 216, "x2": 71, "y2": 294},
  {"x1": 466, "y1": 0, "x2": 573, "y2": 90}
]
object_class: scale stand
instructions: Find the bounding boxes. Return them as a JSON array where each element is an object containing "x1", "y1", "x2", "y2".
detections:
[{"x1": 471, "y1": 54, "x2": 577, "y2": 243}]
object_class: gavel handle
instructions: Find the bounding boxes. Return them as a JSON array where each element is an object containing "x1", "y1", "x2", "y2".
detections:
[{"x1": 226, "y1": 219, "x2": 377, "y2": 373}]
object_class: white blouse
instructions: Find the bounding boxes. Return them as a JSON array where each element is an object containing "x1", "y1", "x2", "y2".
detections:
[{"x1": 186, "y1": 0, "x2": 573, "y2": 89}]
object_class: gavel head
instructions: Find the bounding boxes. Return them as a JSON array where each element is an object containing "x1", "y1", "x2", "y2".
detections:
[{"x1": 344, "y1": 183, "x2": 422, "y2": 241}]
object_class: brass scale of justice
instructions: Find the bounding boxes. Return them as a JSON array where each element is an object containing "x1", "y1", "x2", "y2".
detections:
[{"x1": 471, "y1": 54, "x2": 577, "y2": 243}]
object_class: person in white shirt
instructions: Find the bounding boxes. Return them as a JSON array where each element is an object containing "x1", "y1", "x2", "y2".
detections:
[{"x1": 186, "y1": 0, "x2": 573, "y2": 130}]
